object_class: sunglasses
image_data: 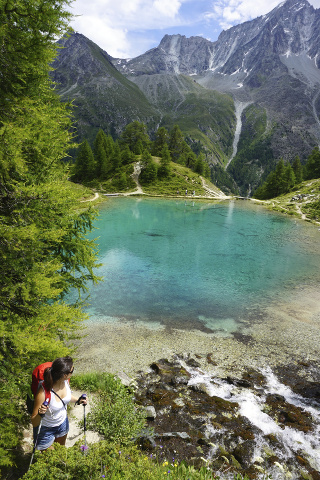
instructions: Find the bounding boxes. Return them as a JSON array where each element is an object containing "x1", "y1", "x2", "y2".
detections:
[{"x1": 68, "y1": 367, "x2": 74, "y2": 374}]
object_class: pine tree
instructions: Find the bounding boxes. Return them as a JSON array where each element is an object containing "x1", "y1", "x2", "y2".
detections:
[
  {"x1": 73, "y1": 140, "x2": 95, "y2": 181},
  {"x1": 158, "y1": 144, "x2": 171, "y2": 178},
  {"x1": 304, "y1": 147, "x2": 320, "y2": 180},
  {"x1": 121, "y1": 144, "x2": 135, "y2": 164},
  {"x1": 153, "y1": 126, "x2": 169, "y2": 156},
  {"x1": 121, "y1": 121, "x2": 150, "y2": 154},
  {"x1": 194, "y1": 155, "x2": 205, "y2": 175},
  {"x1": 0, "y1": 0, "x2": 100, "y2": 468},
  {"x1": 284, "y1": 163, "x2": 296, "y2": 193},
  {"x1": 169, "y1": 125, "x2": 187, "y2": 161},
  {"x1": 292, "y1": 156, "x2": 303, "y2": 183},
  {"x1": 94, "y1": 129, "x2": 110, "y2": 178},
  {"x1": 111, "y1": 141, "x2": 122, "y2": 172},
  {"x1": 105, "y1": 135, "x2": 115, "y2": 158},
  {"x1": 139, "y1": 150, "x2": 157, "y2": 184}
]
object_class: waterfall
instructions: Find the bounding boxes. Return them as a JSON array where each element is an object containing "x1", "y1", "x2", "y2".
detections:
[{"x1": 226, "y1": 101, "x2": 252, "y2": 169}]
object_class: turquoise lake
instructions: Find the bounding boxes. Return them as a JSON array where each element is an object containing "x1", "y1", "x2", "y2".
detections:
[{"x1": 81, "y1": 197, "x2": 320, "y2": 333}]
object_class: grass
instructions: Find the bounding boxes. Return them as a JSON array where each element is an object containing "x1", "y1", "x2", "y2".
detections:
[
  {"x1": 257, "y1": 178, "x2": 320, "y2": 224},
  {"x1": 21, "y1": 373, "x2": 251, "y2": 480},
  {"x1": 140, "y1": 161, "x2": 223, "y2": 197}
]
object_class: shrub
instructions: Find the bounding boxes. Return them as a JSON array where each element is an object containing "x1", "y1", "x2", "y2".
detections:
[
  {"x1": 72, "y1": 373, "x2": 146, "y2": 445},
  {"x1": 23, "y1": 442, "x2": 251, "y2": 479}
]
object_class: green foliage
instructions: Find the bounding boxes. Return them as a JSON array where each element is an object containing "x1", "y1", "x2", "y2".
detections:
[
  {"x1": 23, "y1": 442, "x2": 251, "y2": 480},
  {"x1": 152, "y1": 126, "x2": 170, "y2": 156},
  {"x1": 292, "y1": 156, "x2": 303, "y2": 184},
  {"x1": 157, "y1": 144, "x2": 171, "y2": 178},
  {"x1": 71, "y1": 121, "x2": 218, "y2": 194},
  {"x1": 94, "y1": 129, "x2": 112, "y2": 178},
  {"x1": 304, "y1": 147, "x2": 320, "y2": 180},
  {"x1": 301, "y1": 199, "x2": 320, "y2": 221},
  {"x1": 73, "y1": 140, "x2": 96, "y2": 181},
  {"x1": 253, "y1": 146, "x2": 320, "y2": 200},
  {"x1": 0, "y1": 0, "x2": 100, "y2": 471},
  {"x1": 211, "y1": 164, "x2": 239, "y2": 195},
  {"x1": 73, "y1": 373, "x2": 146, "y2": 445},
  {"x1": 0, "y1": 0, "x2": 72, "y2": 116},
  {"x1": 120, "y1": 121, "x2": 150, "y2": 154},
  {"x1": 169, "y1": 124, "x2": 187, "y2": 161},
  {"x1": 254, "y1": 159, "x2": 297, "y2": 199},
  {"x1": 139, "y1": 150, "x2": 158, "y2": 184}
]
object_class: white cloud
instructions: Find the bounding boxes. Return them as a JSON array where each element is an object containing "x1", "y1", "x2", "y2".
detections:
[
  {"x1": 153, "y1": 0, "x2": 182, "y2": 17},
  {"x1": 69, "y1": 0, "x2": 186, "y2": 57},
  {"x1": 68, "y1": 0, "x2": 320, "y2": 58},
  {"x1": 209, "y1": 0, "x2": 320, "y2": 32},
  {"x1": 209, "y1": 0, "x2": 281, "y2": 30}
]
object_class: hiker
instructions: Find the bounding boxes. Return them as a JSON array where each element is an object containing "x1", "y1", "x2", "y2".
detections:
[{"x1": 31, "y1": 356, "x2": 87, "y2": 451}]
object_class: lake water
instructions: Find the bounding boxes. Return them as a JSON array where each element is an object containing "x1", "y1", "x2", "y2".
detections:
[{"x1": 80, "y1": 197, "x2": 320, "y2": 334}]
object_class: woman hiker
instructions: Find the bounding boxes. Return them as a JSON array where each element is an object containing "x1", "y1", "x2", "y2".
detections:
[{"x1": 31, "y1": 356, "x2": 87, "y2": 451}]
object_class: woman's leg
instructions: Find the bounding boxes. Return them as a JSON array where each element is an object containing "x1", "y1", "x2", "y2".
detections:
[
  {"x1": 54, "y1": 416, "x2": 69, "y2": 446},
  {"x1": 54, "y1": 433, "x2": 67, "y2": 446}
]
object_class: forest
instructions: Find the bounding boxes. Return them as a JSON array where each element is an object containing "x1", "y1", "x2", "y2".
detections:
[
  {"x1": 253, "y1": 150, "x2": 320, "y2": 200},
  {"x1": 71, "y1": 122, "x2": 211, "y2": 192},
  {"x1": 1, "y1": 0, "x2": 320, "y2": 478}
]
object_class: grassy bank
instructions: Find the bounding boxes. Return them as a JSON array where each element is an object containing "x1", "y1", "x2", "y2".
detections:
[{"x1": 23, "y1": 372, "x2": 250, "y2": 480}]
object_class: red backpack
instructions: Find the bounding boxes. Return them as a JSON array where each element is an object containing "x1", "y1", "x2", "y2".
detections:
[{"x1": 31, "y1": 362, "x2": 52, "y2": 402}]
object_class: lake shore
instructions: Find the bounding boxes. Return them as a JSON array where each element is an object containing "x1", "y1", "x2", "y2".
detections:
[{"x1": 75, "y1": 282, "x2": 320, "y2": 381}]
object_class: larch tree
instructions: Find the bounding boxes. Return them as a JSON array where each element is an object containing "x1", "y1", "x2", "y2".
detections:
[{"x1": 0, "y1": 0, "x2": 100, "y2": 469}]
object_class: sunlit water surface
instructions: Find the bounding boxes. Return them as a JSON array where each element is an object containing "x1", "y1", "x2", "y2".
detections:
[{"x1": 77, "y1": 197, "x2": 320, "y2": 333}]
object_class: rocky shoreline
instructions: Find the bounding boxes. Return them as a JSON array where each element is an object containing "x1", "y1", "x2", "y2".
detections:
[
  {"x1": 133, "y1": 355, "x2": 320, "y2": 480},
  {"x1": 73, "y1": 281, "x2": 320, "y2": 479}
]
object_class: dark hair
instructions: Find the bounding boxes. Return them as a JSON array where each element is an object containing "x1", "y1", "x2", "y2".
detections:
[{"x1": 43, "y1": 356, "x2": 73, "y2": 391}]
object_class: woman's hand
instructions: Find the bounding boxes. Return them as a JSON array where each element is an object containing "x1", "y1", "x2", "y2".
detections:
[
  {"x1": 38, "y1": 403, "x2": 49, "y2": 416},
  {"x1": 75, "y1": 394, "x2": 87, "y2": 405}
]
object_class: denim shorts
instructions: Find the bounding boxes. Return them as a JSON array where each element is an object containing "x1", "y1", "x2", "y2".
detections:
[{"x1": 35, "y1": 416, "x2": 69, "y2": 450}]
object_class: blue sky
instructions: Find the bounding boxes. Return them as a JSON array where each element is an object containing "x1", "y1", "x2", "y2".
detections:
[{"x1": 69, "y1": 0, "x2": 320, "y2": 58}]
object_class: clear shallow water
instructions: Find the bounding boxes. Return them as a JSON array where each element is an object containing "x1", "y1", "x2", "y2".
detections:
[{"x1": 77, "y1": 197, "x2": 320, "y2": 333}]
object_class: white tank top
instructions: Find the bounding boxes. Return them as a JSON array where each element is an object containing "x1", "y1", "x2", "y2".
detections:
[{"x1": 42, "y1": 380, "x2": 71, "y2": 427}]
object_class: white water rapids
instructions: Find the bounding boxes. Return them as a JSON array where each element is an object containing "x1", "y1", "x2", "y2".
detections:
[{"x1": 181, "y1": 361, "x2": 320, "y2": 479}]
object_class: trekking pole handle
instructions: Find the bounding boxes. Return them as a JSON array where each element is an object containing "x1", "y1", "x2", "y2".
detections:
[
  {"x1": 76, "y1": 393, "x2": 87, "y2": 405},
  {"x1": 39, "y1": 399, "x2": 49, "y2": 417}
]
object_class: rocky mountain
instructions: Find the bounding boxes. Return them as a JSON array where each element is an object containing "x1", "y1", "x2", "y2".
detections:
[
  {"x1": 52, "y1": 0, "x2": 320, "y2": 195},
  {"x1": 52, "y1": 33, "x2": 160, "y2": 143},
  {"x1": 52, "y1": 33, "x2": 235, "y2": 163}
]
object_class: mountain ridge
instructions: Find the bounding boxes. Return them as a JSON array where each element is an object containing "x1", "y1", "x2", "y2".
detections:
[{"x1": 51, "y1": 0, "x2": 320, "y2": 195}]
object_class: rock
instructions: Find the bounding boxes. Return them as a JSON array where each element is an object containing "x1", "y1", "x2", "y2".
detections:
[
  {"x1": 173, "y1": 398, "x2": 185, "y2": 407},
  {"x1": 233, "y1": 440, "x2": 255, "y2": 468},
  {"x1": 144, "y1": 405, "x2": 156, "y2": 419},
  {"x1": 117, "y1": 371, "x2": 134, "y2": 387},
  {"x1": 185, "y1": 358, "x2": 201, "y2": 368},
  {"x1": 188, "y1": 382, "x2": 212, "y2": 396},
  {"x1": 223, "y1": 376, "x2": 251, "y2": 388}
]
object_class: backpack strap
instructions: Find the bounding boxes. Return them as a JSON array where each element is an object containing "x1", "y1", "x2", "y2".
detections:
[
  {"x1": 51, "y1": 389, "x2": 67, "y2": 410},
  {"x1": 39, "y1": 381, "x2": 51, "y2": 404}
]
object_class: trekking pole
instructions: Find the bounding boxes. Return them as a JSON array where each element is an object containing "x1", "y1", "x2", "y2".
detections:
[
  {"x1": 79, "y1": 394, "x2": 88, "y2": 453},
  {"x1": 29, "y1": 398, "x2": 49, "y2": 470}
]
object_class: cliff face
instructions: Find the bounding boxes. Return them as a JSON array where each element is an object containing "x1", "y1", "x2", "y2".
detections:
[{"x1": 52, "y1": 0, "x2": 320, "y2": 194}]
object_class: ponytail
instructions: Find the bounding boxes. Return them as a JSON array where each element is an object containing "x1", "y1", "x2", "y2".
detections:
[
  {"x1": 43, "y1": 366, "x2": 53, "y2": 391},
  {"x1": 43, "y1": 356, "x2": 73, "y2": 391}
]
